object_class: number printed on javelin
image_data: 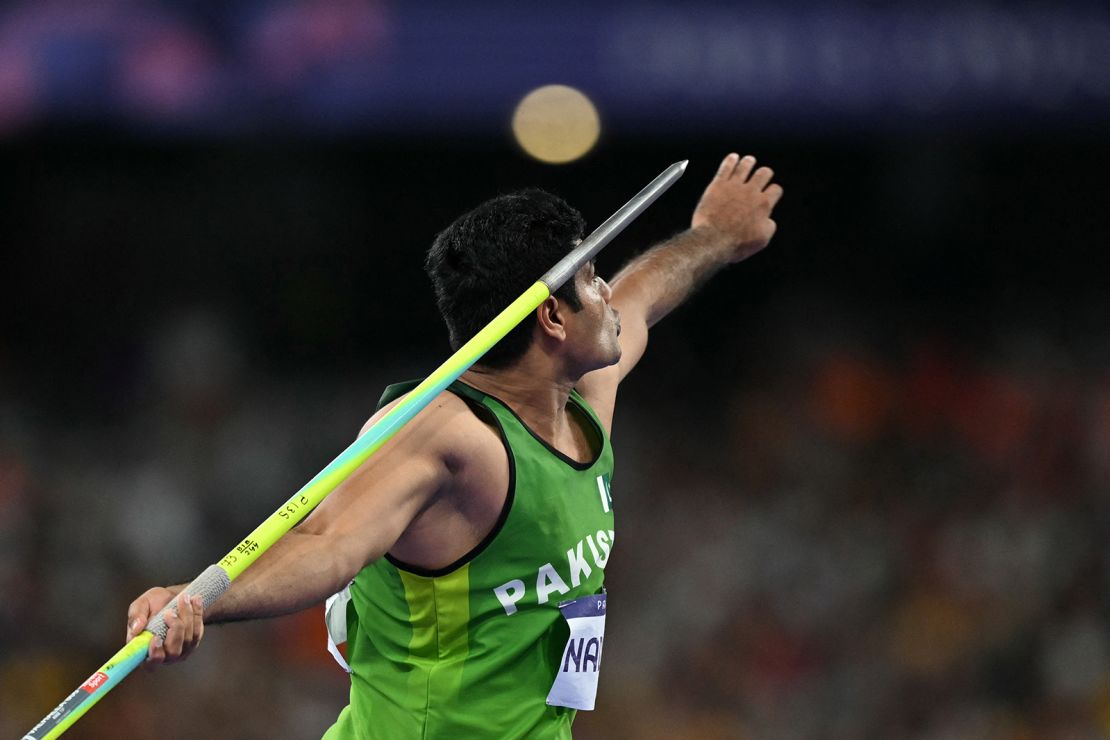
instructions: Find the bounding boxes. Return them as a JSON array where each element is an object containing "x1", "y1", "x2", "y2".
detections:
[{"x1": 278, "y1": 495, "x2": 311, "y2": 519}]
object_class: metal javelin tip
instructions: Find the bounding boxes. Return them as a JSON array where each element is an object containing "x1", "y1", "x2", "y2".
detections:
[{"x1": 539, "y1": 161, "x2": 687, "y2": 290}]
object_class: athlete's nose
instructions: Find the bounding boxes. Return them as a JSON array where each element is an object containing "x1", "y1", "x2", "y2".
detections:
[{"x1": 599, "y1": 277, "x2": 612, "y2": 303}]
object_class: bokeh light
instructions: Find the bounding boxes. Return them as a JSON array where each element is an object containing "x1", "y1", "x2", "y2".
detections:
[{"x1": 511, "y1": 84, "x2": 600, "y2": 164}]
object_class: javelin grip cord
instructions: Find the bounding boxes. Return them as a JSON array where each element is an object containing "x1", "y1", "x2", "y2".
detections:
[
  {"x1": 143, "y1": 565, "x2": 232, "y2": 641},
  {"x1": 23, "y1": 159, "x2": 687, "y2": 740}
]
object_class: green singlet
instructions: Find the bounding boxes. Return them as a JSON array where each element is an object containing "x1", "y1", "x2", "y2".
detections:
[{"x1": 323, "y1": 379, "x2": 616, "y2": 740}]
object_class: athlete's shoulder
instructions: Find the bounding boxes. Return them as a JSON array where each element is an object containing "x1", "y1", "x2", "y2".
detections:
[{"x1": 359, "y1": 388, "x2": 504, "y2": 473}]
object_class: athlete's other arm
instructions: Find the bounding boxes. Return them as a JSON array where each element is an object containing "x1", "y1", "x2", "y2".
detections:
[
  {"x1": 577, "y1": 153, "x2": 782, "y2": 429},
  {"x1": 124, "y1": 396, "x2": 466, "y2": 666}
]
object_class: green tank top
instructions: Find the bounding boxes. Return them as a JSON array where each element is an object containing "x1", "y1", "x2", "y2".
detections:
[{"x1": 323, "y1": 379, "x2": 616, "y2": 739}]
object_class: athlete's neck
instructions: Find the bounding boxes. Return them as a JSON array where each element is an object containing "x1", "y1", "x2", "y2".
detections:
[{"x1": 461, "y1": 355, "x2": 578, "y2": 446}]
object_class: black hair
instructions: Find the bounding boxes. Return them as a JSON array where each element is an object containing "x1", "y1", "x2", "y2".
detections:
[{"x1": 424, "y1": 189, "x2": 586, "y2": 368}]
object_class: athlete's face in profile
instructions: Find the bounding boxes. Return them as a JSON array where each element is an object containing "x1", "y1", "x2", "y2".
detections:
[{"x1": 562, "y1": 260, "x2": 621, "y2": 372}]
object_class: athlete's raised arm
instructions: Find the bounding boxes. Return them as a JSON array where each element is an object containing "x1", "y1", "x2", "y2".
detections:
[{"x1": 577, "y1": 153, "x2": 783, "y2": 429}]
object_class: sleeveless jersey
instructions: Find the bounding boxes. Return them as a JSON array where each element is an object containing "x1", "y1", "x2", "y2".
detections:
[{"x1": 323, "y1": 379, "x2": 616, "y2": 739}]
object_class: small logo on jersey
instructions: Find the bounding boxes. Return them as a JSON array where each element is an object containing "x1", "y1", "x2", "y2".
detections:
[
  {"x1": 81, "y1": 672, "x2": 109, "y2": 694},
  {"x1": 596, "y1": 474, "x2": 612, "y2": 513}
]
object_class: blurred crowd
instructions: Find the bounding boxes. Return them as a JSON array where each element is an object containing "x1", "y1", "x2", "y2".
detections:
[
  {"x1": 2, "y1": 0, "x2": 1108, "y2": 736},
  {"x1": 590, "y1": 298, "x2": 1110, "y2": 740},
  {"x1": 3, "y1": 296, "x2": 1110, "y2": 739}
]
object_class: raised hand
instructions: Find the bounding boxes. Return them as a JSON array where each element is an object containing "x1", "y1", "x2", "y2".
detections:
[{"x1": 691, "y1": 153, "x2": 784, "y2": 262}]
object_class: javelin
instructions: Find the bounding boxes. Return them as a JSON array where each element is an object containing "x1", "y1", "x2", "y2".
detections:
[{"x1": 23, "y1": 159, "x2": 687, "y2": 739}]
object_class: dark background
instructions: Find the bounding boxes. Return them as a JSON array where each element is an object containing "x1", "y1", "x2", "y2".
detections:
[{"x1": 3, "y1": 2, "x2": 1110, "y2": 738}]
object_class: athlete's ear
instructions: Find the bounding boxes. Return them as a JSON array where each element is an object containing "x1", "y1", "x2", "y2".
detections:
[{"x1": 535, "y1": 296, "x2": 567, "y2": 342}]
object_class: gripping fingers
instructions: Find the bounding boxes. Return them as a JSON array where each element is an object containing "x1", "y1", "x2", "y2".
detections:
[
  {"x1": 184, "y1": 596, "x2": 205, "y2": 659},
  {"x1": 146, "y1": 603, "x2": 177, "y2": 664},
  {"x1": 126, "y1": 603, "x2": 149, "y2": 643},
  {"x1": 146, "y1": 593, "x2": 188, "y2": 665},
  {"x1": 146, "y1": 624, "x2": 166, "y2": 666},
  {"x1": 165, "y1": 593, "x2": 195, "y2": 660}
]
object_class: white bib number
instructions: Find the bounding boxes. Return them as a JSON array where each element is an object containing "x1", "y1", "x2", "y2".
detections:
[{"x1": 546, "y1": 592, "x2": 606, "y2": 710}]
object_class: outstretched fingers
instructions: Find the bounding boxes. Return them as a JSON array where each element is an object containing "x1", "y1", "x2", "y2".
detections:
[
  {"x1": 690, "y1": 150, "x2": 783, "y2": 261},
  {"x1": 749, "y1": 166, "x2": 774, "y2": 189},
  {"x1": 714, "y1": 153, "x2": 772, "y2": 186},
  {"x1": 716, "y1": 152, "x2": 739, "y2": 179},
  {"x1": 765, "y1": 183, "x2": 785, "y2": 207},
  {"x1": 733, "y1": 154, "x2": 756, "y2": 181}
]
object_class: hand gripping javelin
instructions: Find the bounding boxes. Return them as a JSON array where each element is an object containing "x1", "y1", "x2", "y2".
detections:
[{"x1": 23, "y1": 159, "x2": 687, "y2": 739}]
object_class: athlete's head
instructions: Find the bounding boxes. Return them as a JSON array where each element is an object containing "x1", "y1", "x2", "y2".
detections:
[{"x1": 425, "y1": 189, "x2": 586, "y2": 368}]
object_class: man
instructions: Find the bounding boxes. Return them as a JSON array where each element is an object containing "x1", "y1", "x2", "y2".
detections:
[{"x1": 126, "y1": 153, "x2": 782, "y2": 738}]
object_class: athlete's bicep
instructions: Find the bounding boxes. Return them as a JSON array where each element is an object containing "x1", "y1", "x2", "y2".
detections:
[{"x1": 297, "y1": 398, "x2": 457, "y2": 579}]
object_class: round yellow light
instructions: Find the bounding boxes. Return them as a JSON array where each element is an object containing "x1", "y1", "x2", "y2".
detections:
[{"x1": 511, "y1": 84, "x2": 601, "y2": 164}]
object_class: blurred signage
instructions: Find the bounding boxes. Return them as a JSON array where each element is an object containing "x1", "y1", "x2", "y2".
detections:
[{"x1": 0, "y1": 2, "x2": 1107, "y2": 135}]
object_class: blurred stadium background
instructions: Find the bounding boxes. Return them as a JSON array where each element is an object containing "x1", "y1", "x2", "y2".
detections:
[{"x1": 3, "y1": 1, "x2": 1110, "y2": 738}]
